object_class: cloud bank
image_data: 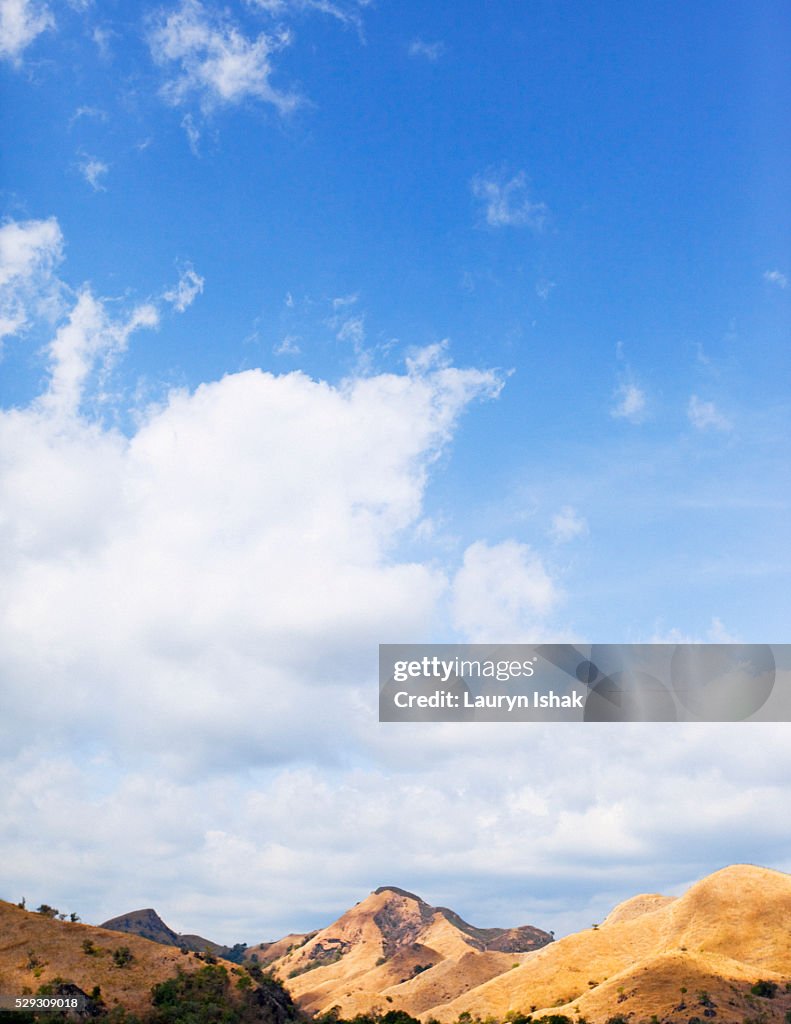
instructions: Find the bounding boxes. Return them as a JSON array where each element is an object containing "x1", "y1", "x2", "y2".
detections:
[{"x1": 0, "y1": 218, "x2": 788, "y2": 948}]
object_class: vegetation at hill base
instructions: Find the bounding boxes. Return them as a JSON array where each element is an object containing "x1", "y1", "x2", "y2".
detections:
[{"x1": 0, "y1": 964, "x2": 304, "y2": 1024}]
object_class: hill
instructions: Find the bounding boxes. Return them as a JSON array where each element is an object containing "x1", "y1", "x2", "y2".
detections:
[
  {"x1": 428, "y1": 865, "x2": 791, "y2": 1024},
  {"x1": 0, "y1": 899, "x2": 300, "y2": 1023},
  {"x1": 100, "y1": 907, "x2": 244, "y2": 960},
  {"x1": 263, "y1": 886, "x2": 552, "y2": 1017}
]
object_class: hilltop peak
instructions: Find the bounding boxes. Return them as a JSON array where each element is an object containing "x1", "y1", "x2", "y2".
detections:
[{"x1": 372, "y1": 886, "x2": 426, "y2": 902}]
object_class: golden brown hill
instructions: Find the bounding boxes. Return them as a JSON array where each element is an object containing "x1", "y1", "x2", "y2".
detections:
[
  {"x1": 0, "y1": 899, "x2": 286, "y2": 1019},
  {"x1": 266, "y1": 886, "x2": 551, "y2": 1017},
  {"x1": 430, "y1": 865, "x2": 791, "y2": 1024},
  {"x1": 247, "y1": 933, "x2": 318, "y2": 969}
]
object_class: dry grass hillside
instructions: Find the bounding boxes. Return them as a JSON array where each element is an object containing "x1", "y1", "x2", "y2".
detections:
[
  {"x1": 429, "y1": 865, "x2": 791, "y2": 1024},
  {"x1": 0, "y1": 899, "x2": 245, "y2": 1016},
  {"x1": 265, "y1": 887, "x2": 551, "y2": 1017},
  {"x1": 2, "y1": 865, "x2": 788, "y2": 1024}
]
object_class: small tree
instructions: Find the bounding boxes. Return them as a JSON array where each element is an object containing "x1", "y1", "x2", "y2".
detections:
[{"x1": 113, "y1": 946, "x2": 134, "y2": 968}]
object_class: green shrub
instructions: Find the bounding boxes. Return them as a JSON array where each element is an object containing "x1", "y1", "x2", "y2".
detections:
[
  {"x1": 750, "y1": 981, "x2": 778, "y2": 999},
  {"x1": 112, "y1": 946, "x2": 134, "y2": 968}
]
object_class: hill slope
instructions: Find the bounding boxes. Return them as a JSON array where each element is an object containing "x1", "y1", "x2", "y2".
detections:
[
  {"x1": 100, "y1": 907, "x2": 240, "y2": 959},
  {"x1": 0, "y1": 900, "x2": 298, "y2": 1022},
  {"x1": 265, "y1": 886, "x2": 552, "y2": 1017},
  {"x1": 429, "y1": 865, "x2": 791, "y2": 1024}
]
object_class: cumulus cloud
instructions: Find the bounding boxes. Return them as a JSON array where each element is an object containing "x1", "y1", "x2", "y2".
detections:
[
  {"x1": 408, "y1": 38, "x2": 445, "y2": 61},
  {"x1": 163, "y1": 266, "x2": 204, "y2": 312},
  {"x1": 687, "y1": 394, "x2": 731, "y2": 432},
  {"x1": 763, "y1": 269, "x2": 788, "y2": 289},
  {"x1": 0, "y1": 0, "x2": 53, "y2": 63},
  {"x1": 0, "y1": 218, "x2": 505, "y2": 781},
  {"x1": 451, "y1": 540, "x2": 560, "y2": 642},
  {"x1": 3, "y1": 218, "x2": 787, "y2": 949},
  {"x1": 549, "y1": 505, "x2": 588, "y2": 544},
  {"x1": 149, "y1": 0, "x2": 298, "y2": 113},
  {"x1": 610, "y1": 381, "x2": 647, "y2": 423},
  {"x1": 471, "y1": 169, "x2": 548, "y2": 229}
]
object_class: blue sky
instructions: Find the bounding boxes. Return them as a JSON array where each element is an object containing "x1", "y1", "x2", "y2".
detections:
[{"x1": 1, "y1": 0, "x2": 790, "y2": 943}]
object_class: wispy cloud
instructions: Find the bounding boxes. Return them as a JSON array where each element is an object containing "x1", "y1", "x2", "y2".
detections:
[
  {"x1": 69, "y1": 106, "x2": 108, "y2": 127},
  {"x1": 181, "y1": 112, "x2": 201, "y2": 154},
  {"x1": 0, "y1": 216, "x2": 63, "y2": 343},
  {"x1": 247, "y1": 0, "x2": 371, "y2": 33},
  {"x1": 149, "y1": 0, "x2": 299, "y2": 114},
  {"x1": 0, "y1": 0, "x2": 54, "y2": 63},
  {"x1": 536, "y1": 278, "x2": 555, "y2": 300},
  {"x1": 274, "y1": 333, "x2": 300, "y2": 355},
  {"x1": 163, "y1": 266, "x2": 204, "y2": 312},
  {"x1": 91, "y1": 24, "x2": 114, "y2": 60},
  {"x1": 471, "y1": 169, "x2": 548, "y2": 229},
  {"x1": 687, "y1": 394, "x2": 731, "y2": 432},
  {"x1": 763, "y1": 269, "x2": 788, "y2": 290},
  {"x1": 610, "y1": 381, "x2": 647, "y2": 423},
  {"x1": 408, "y1": 38, "x2": 445, "y2": 61},
  {"x1": 336, "y1": 313, "x2": 365, "y2": 347},
  {"x1": 78, "y1": 154, "x2": 109, "y2": 191},
  {"x1": 549, "y1": 505, "x2": 588, "y2": 544}
]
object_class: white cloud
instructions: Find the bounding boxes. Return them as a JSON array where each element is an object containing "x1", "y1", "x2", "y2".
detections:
[
  {"x1": 4, "y1": 219, "x2": 787, "y2": 951},
  {"x1": 549, "y1": 505, "x2": 588, "y2": 544},
  {"x1": 451, "y1": 539, "x2": 561, "y2": 642},
  {"x1": 0, "y1": 216, "x2": 63, "y2": 342},
  {"x1": 471, "y1": 169, "x2": 548, "y2": 229},
  {"x1": 763, "y1": 269, "x2": 788, "y2": 289},
  {"x1": 536, "y1": 278, "x2": 555, "y2": 300},
  {"x1": 610, "y1": 381, "x2": 647, "y2": 423},
  {"x1": 78, "y1": 155, "x2": 109, "y2": 191},
  {"x1": 0, "y1": 0, "x2": 53, "y2": 63},
  {"x1": 336, "y1": 313, "x2": 365, "y2": 347},
  {"x1": 274, "y1": 333, "x2": 300, "y2": 355},
  {"x1": 163, "y1": 266, "x2": 204, "y2": 312},
  {"x1": 91, "y1": 24, "x2": 113, "y2": 60},
  {"x1": 648, "y1": 617, "x2": 740, "y2": 644},
  {"x1": 408, "y1": 38, "x2": 445, "y2": 61},
  {"x1": 687, "y1": 394, "x2": 731, "y2": 432},
  {"x1": 332, "y1": 292, "x2": 358, "y2": 309},
  {"x1": 246, "y1": 0, "x2": 371, "y2": 31},
  {"x1": 42, "y1": 289, "x2": 159, "y2": 419},
  {"x1": 69, "y1": 106, "x2": 108, "y2": 127},
  {"x1": 181, "y1": 112, "x2": 201, "y2": 153},
  {"x1": 0, "y1": 216, "x2": 62, "y2": 290},
  {"x1": 149, "y1": 0, "x2": 299, "y2": 113},
  {"x1": 0, "y1": 218, "x2": 505, "y2": 783}
]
